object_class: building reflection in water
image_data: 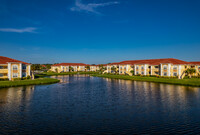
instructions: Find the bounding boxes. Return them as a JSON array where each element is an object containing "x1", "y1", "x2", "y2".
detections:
[
  {"x1": 104, "y1": 78, "x2": 200, "y2": 116},
  {"x1": 0, "y1": 85, "x2": 35, "y2": 112}
]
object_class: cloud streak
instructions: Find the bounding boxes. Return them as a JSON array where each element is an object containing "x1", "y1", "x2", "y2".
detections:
[
  {"x1": 70, "y1": 0, "x2": 119, "y2": 15},
  {"x1": 0, "y1": 27, "x2": 37, "y2": 33}
]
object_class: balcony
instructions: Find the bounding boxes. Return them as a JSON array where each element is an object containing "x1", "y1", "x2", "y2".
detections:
[{"x1": 0, "y1": 69, "x2": 8, "y2": 73}]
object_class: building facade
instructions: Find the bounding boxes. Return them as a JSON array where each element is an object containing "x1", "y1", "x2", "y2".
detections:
[
  {"x1": 50, "y1": 63, "x2": 88, "y2": 73},
  {"x1": 103, "y1": 58, "x2": 200, "y2": 79},
  {"x1": 49, "y1": 58, "x2": 200, "y2": 79},
  {"x1": 0, "y1": 56, "x2": 31, "y2": 80}
]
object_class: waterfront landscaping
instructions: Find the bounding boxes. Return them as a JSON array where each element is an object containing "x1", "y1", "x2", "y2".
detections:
[
  {"x1": 0, "y1": 78, "x2": 60, "y2": 88},
  {"x1": 35, "y1": 71, "x2": 99, "y2": 78},
  {"x1": 35, "y1": 72, "x2": 200, "y2": 87},
  {"x1": 91, "y1": 74, "x2": 200, "y2": 87},
  {"x1": 1, "y1": 71, "x2": 199, "y2": 88}
]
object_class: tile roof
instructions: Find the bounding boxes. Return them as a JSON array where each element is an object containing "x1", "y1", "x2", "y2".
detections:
[
  {"x1": 109, "y1": 58, "x2": 190, "y2": 65},
  {"x1": 0, "y1": 56, "x2": 30, "y2": 65},
  {"x1": 189, "y1": 61, "x2": 200, "y2": 65},
  {"x1": 52, "y1": 63, "x2": 88, "y2": 66}
]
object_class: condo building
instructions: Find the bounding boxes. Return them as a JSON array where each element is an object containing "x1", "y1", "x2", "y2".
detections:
[
  {"x1": 50, "y1": 63, "x2": 88, "y2": 73},
  {"x1": 49, "y1": 58, "x2": 199, "y2": 79},
  {"x1": 104, "y1": 58, "x2": 200, "y2": 79},
  {"x1": 90, "y1": 65, "x2": 99, "y2": 72},
  {"x1": 0, "y1": 56, "x2": 31, "y2": 80}
]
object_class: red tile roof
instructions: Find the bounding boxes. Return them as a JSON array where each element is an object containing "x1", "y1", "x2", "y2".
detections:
[
  {"x1": 52, "y1": 63, "x2": 88, "y2": 66},
  {"x1": 109, "y1": 58, "x2": 190, "y2": 65},
  {"x1": 0, "y1": 56, "x2": 30, "y2": 65},
  {"x1": 189, "y1": 62, "x2": 200, "y2": 65}
]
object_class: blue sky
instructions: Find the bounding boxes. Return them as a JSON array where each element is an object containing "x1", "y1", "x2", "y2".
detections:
[{"x1": 0, "y1": 0, "x2": 200, "y2": 64}]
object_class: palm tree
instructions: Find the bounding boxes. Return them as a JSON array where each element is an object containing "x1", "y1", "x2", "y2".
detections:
[
  {"x1": 69, "y1": 66, "x2": 74, "y2": 72},
  {"x1": 130, "y1": 70, "x2": 134, "y2": 76},
  {"x1": 86, "y1": 65, "x2": 90, "y2": 71},
  {"x1": 185, "y1": 68, "x2": 196, "y2": 78},
  {"x1": 31, "y1": 65, "x2": 36, "y2": 79},
  {"x1": 111, "y1": 66, "x2": 117, "y2": 74},
  {"x1": 55, "y1": 68, "x2": 58, "y2": 73}
]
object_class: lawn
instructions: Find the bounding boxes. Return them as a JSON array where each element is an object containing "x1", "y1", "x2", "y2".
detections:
[
  {"x1": 0, "y1": 78, "x2": 60, "y2": 88},
  {"x1": 91, "y1": 74, "x2": 200, "y2": 87},
  {"x1": 35, "y1": 71, "x2": 99, "y2": 77}
]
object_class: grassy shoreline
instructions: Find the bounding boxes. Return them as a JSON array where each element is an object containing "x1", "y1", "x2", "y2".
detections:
[
  {"x1": 0, "y1": 78, "x2": 60, "y2": 88},
  {"x1": 35, "y1": 71, "x2": 99, "y2": 77},
  {"x1": 91, "y1": 74, "x2": 200, "y2": 87}
]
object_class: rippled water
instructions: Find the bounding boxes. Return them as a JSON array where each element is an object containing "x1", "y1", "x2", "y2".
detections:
[{"x1": 0, "y1": 75, "x2": 200, "y2": 134}]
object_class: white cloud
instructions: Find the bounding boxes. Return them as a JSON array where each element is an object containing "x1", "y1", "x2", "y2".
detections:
[
  {"x1": 0, "y1": 27, "x2": 37, "y2": 33},
  {"x1": 70, "y1": 0, "x2": 119, "y2": 15}
]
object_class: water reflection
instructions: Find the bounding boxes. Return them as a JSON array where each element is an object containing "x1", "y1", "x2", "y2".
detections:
[{"x1": 0, "y1": 75, "x2": 200, "y2": 134}]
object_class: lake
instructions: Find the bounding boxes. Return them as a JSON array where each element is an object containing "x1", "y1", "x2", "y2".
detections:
[{"x1": 0, "y1": 75, "x2": 200, "y2": 134}]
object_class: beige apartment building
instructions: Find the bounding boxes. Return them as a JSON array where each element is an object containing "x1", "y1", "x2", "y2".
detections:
[
  {"x1": 50, "y1": 63, "x2": 88, "y2": 73},
  {"x1": 0, "y1": 56, "x2": 31, "y2": 80},
  {"x1": 104, "y1": 58, "x2": 200, "y2": 79}
]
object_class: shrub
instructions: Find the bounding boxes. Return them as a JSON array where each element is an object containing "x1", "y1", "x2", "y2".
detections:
[
  {"x1": 0, "y1": 78, "x2": 9, "y2": 81},
  {"x1": 22, "y1": 77, "x2": 27, "y2": 80},
  {"x1": 13, "y1": 78, "x2": 22, "y2": 81},
  {"x1": 27, "y1": 75, "x2": 31, "y2": 79}
]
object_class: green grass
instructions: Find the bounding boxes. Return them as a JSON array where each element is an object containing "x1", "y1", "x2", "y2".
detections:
[
  {"x1": 0, "y1": 78, "x2": 60, "y2": 88},
  {"x1": 91, "y1": 74, "x2": 200, "y2": 87},
  {"x1": 35, "y1": 71, "x2": 99, "y2": 77}
]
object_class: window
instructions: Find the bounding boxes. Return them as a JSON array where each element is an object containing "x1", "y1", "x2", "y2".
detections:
[
  {"x1": 163, "y1": 72, "x2": 167, "y2": 76},
  {"x1": 13, "y1": 65, "x2": 18, "y2": 70},
  {"x1": 136, "y1": 66, "x2": 139, "y2": 69},
  {"x1": 173, "y1": 72, "x2": 177, "y2": 76},
  {"x1": 22, "y1": 72, "x2": 26, "y2": 77},
  {"x1": 173, "y1": 66, "x2": 177, "y2": 70},
  {"x1": 0, "y1": 73, "x2": 3, "y2": 77},
  {"x1": 120, "y1": 67, "x2": 122, "y2": 69},
  {"x1": 141, "y1": 66, "x2": 144, "y2": 70},
  {"x1": 13, "y1": 73, "x2": 18, "y2": 78},
  {"x1": 0, "y1": 66, "x2": 6, "y2": 69},
  {"x1": 136, "y1": 71, "x2": 139, "y2": 75},
  {"x1": 124, "y1": 67, "x2": 126, "y2": 69},
  {"x1": 120, "y1": 71, "x2": 122, "y2": 74},
  {"x1": 163, "y1": 65, "x2": 167, "y2": 70},
  {"x1": 22, "y1": 65, "x2": 26, "y2": 70},
  {"x1": 141, "y1": 72, "x2": 144, "y2": 75},
  {"x1": 198, "y1": 66, "x2": 200, "y2": 70}
]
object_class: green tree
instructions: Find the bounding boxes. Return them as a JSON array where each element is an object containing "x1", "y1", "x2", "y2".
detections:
[
  {"x1": 130, "y1": 70, "x2": 134, "y2": 76},
  {"x1": 86, "y1": 65, "x2": 90, "y2": 71},
  {"x1": 185, "y1": 68, "x2": 196, "y2": 78},
  {"x1": 111, "y1": 66, "x2": 117, "y2": 74},
  {"x1": 46, "y1": 64, "x2": 51, "y2": 69},
  {"x1": 69, "y1": 66, "x2": 74, "y2": 72},
  {"x1": 55, "y1": 68, "x2": 58, "y2": 73},
  {"x1": 99, "y1": 64, "x2": 106, "y2": 73}
]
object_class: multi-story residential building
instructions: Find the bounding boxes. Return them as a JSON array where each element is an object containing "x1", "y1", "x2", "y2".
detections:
[
  {"x1": 50, "y1": 63, "x2": 88, "y2": 73},
  {"x1": 0, "y1": 56, "x2": 31, "y2": 80},
  {"x1": 104, "y1": 58, "x2": 200, "y2": 79},
  {"x1": 189, "y1": 62, "x2": 200, "y2": 76},
  {"x1": 120, "y1": 58, "x2": 191, "y2": 78},
  {"x1": 49, "y1": 58, "x2": 199, "y2": 79},
  {"x1": 106, "y1": 63, "x2": 120, "y2": 73},
  {"x1": 90, "y1": 65, "x2": 99, "y2": 72}
]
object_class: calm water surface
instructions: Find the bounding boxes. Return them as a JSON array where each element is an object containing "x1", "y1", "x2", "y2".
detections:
[{"x1": 0, "y1": 75, "x2": 200, "y2": 134}]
